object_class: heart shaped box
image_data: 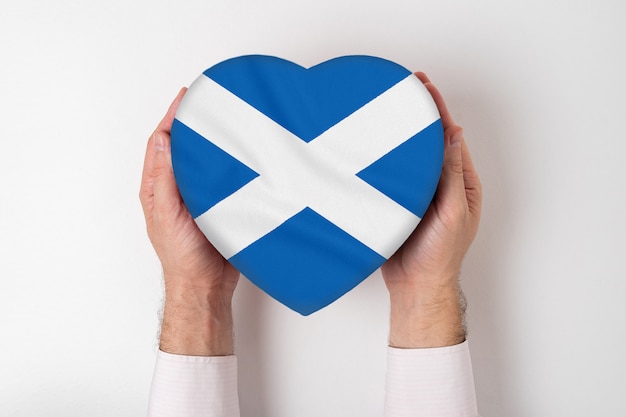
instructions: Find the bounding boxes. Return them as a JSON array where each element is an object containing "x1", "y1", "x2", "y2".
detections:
[{"x1": 171, "y1": 55, "x2": 443, "y2": 315}]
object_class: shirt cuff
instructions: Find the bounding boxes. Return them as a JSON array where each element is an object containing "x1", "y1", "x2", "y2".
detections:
[
  {"x1": 147, "y1": 350, "x2": 240, "y2": 417},
  {"x1": 385, "y1": 340, "x2": 478, "y2": 417}
]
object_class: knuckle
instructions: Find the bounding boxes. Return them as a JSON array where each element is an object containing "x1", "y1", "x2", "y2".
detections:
[
  {"x1": 152, "y1": 164, "x2": 167, "y2": 178},
  {"x1": 450, "y1": 161, "x2": 464, "y2": 175}
]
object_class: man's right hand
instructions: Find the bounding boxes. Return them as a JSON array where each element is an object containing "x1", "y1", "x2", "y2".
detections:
[{"x1": 139, "y1": 88, "x2": 240, "y2": 356}]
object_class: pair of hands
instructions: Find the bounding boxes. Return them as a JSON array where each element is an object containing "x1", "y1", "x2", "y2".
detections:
[{"x1": 139, "y1": 73, "x2": 482, "y2": 355}]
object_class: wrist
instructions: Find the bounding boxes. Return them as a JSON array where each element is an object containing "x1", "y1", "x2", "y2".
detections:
[
  {"x1": 388, "y1": 277, "x2": 466, "y2": 348},
  {"x1": 159, "y1": 282, "x2": 235, "y2": 356}
]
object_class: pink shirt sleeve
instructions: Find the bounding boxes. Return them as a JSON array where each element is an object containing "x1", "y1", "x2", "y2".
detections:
[
  {"x1": 147, "y1": 350, "x2": 240, "y2": 417},
  {"x1": 147, "y1": 342, "x2": 478, "y2": 417},
  {"x1": 384, "y1": 340, "x2": 479, "y2": 417}
]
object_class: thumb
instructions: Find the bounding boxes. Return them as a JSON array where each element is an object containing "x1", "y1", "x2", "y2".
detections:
[
  {"x1": 439, "y1": 127, "x2": 466, "y2": 200},
  {"x1": 152, "y1": 132, "x2": 182, "y2": 213}
]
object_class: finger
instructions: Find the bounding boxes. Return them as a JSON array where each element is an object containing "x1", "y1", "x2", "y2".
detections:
[
  {"x1": 461, "y1": 139, "x2": 478, "y2": 186},
  {"x1": 414, "y1": 72, "x2": 456, "y2": 131},
  {"x1": 152, "y1": 88, "x2": 187, "y2": 213},
  {"x1": 140, "y1": 88, "x2": 187, "y2": 213},
  {"x1": 414, "y1": 71, "x2": 431, "y2": 84},
  {"x1": 139, "y1": 131, "x2": 158, "y2": 215},
  {"x1": 152, "y1": 127, "x2": 184, "y2": 220},
  {"x1": 437, "y1": 126, "x2": 467, "y2": 206},
  {"x1": 422, "y1": 82, "x2": 456, "y2": 132},
  {"x1": 461, "y1": 139, "x2": 482, "y2": 216},
  {"x1": 156, "y1": 87, "x2": 187, "y2": 135}
]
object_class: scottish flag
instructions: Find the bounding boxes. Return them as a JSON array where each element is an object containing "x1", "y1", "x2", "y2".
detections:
[{"x1": 171, "y1": 55, "x2": 443, "y2": 315}]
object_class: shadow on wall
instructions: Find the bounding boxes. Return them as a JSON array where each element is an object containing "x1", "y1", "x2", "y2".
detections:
[
  {"x1": 233, "y1": 279, "x2": 271, "y2": 417},
  {"x1": 453, "y1": 73, "x2": 522, "y2": 415}
]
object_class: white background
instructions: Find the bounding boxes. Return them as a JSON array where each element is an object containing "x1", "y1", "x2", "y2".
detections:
[{"x1": 1, "y1": 0, "x2": 625, "y2": 416}]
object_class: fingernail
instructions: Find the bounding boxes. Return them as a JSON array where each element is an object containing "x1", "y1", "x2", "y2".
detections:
[{"x1": 155, "y1": 133, "x2": 165, "y2": 152}]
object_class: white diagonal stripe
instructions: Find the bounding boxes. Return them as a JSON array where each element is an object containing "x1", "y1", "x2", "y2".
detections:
[
  {"x1": 309, "y1": 75, "x2": 440, "y2": 171},
  {"x1": 176, "y1": 73, "x2": 438, "y2": 258}
]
